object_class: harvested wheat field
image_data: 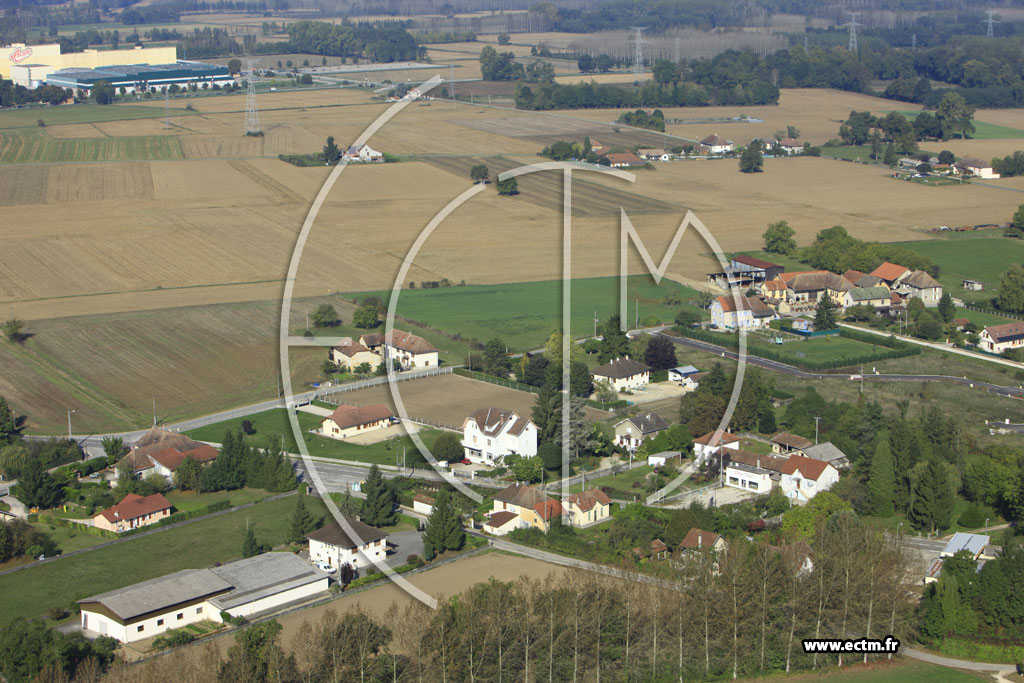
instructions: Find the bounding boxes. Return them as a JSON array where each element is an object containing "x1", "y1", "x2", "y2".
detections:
[{"x1": 44, "y1": 123, "x2": 107, "y2": 139}]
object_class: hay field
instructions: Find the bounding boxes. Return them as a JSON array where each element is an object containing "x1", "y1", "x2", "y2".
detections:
[
  {"x1": 44, "y1": 123, "x2": 107, "y2": 139},
  {"x1": 555, "y1": 72, "x2": 642, "y2": 85},
  {"x1": 0, "y1": 129, "x2": 184, "y2": 163}
]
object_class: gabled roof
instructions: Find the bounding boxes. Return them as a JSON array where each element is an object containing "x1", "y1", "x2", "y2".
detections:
[
  {"x1": 126, "y1": 429, "x2": 215, "y2": 472},
  {"x1": 616, "y1": 411, "x2": 669, "y2": 435},
  {"x1": 846, "y1": 286, "x2": 891, "y2": 301},
  {"x1": 494, "y1": 484, "x2": 552, "y2": 509},
  {"x1": 670, "y1": 365, "x2": 699, "y2": 376},
  {"x1": 679, "y1": 527, "x2": 721, "y2": 550},
  {"x1": 733, "y1": 254, "x2": 781, "y2": 270},
  {"x1": 593, "y1": 357, "x2": 651, "y2": 379},
  {"x1": 324, "y1": 403, "x2": 393, "y2": 429},
  {"x1": 651, "y1": 538, "x2": 668, "y2": 553},
  {"x1": 771, "y1": 432, "x2": 813, "y2": 449},
  {"x1": 870, "y1": 262, "x2": 910, "y2": 283},
  {"x1": 209, "y1": 552, "x2": 326, "y2": 611},
  {"x1": 79, "y1": 568, "x2": 230, "y2": 621},
  {"x1": 413, "y1": 493, "x2": 435, "y2": 505},
  {"x1": 694, "y1": 431, "x2": 739, "y2": 446},
  {"x1": 307, "y1": 516, "x2": 388, "y2": 549},
  {"x1": 954, "y1": 156, "x2": 988, "y2": 169},
  {"x1": 534, "y1": 498, "x2": 566, "y2": 521},
  {"x1": 637, "y1": 148, "x2": 666, "y2": 156},
  {"x1": 96, "y1": 493, "x2": 172, "y2": 524},
  {"x1": 701, "y1": 134, "x2": 731, "y2": 146},
  {"x1": 984, "y1": 321, "x2": 1024, "y2": 343},
  {"x1": 901, "y1": 270, "x2": 941, "y2": 290},
  {"x1": 715, "y1": 294, "x2": 775, "y2": 317},
  {"x1": 567, "y1": 489, "x2": 612, "y2": 512},
  {"x1": 466, "y1": 406, "x2": 531, "y2": 437},
  {"x1": 486, "y1": 510, "x2": 519, "y2": 528},
  {"x1": 333, "y1": 341, "x2": 373, "y2": 357},
  {"x1": 384, "y1": 329, "x2": 438, "y2": 354},
  {"x1": 941, "y1": 532, "x2": 989, "y2": 558},
  {"x1": 779, "y1": 137, "x2": 802, "y2": 147},
  {"x1": 762, "y1": 279, "x2": 787, "y2": 292},
  {"x1": 360, "y1": 332, "x2": 384, "y2": 347},
  {"x1": 802, "y1": 442, "x2": 849, "y2": 466},
  {"x1": 781, "y1": 271, "x2": 852, "y2": 293},
  {"x1": 605, "y1": 152, "x2": 643, "y2": 165},
  {"x1": 147, "y1": 444, "x2": 219, "y2": 471},
  {"x1": 781, "y1": 454, "x2": 833, "y2": 480}
]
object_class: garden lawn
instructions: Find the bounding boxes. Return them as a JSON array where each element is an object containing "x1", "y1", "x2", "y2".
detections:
[
  {"x1": 568, "y1": 465, "x2": 656, "y2": 499},
  {"x1": 350, "y1": 276, "x2": 704, "y2": 353},
  {"x1": 0, "y1": 493, "x2": 312, "y2": 625},
  {"x1": 185, "y1": 408, "x2": 443, "y2": 467},
  {"x1": 748, "y1": 334, "x2": 885, "y2": 365},
  {"x1": 891, "y1": 236, "x2": 1024, "y2": 303},
  {"x1": 164, "y1": 487, "x2": 272, "y2": 512}
]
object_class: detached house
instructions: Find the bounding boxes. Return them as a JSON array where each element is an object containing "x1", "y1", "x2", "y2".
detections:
[
  {"x1": 330, "y1": 340, "x2": 382, "y2": 370},
  {"x1": 461, "y1": 406, "x2": 537, "y2": 464},
  {"x1": 637, "y1": 148, "x2": 670, "y2": 161},
  {"x1": 93, "y1": 493, "x2": 173, "y2": 533},
  {"x1": 979, "y1": 321, "x2": 1024, "y2": 354},
  {"x1": 344, "y1": 143, "x2": 383, "y2": 162},
  {"x1": 953, "y1": 157, "x2": 999, "y2": 179},
  {"x1": 778, "y1": 137, "x2": 803, "y2": 155},
  {"x1": 604, "y1": 152, "x2": 644, "y2": 168},
  {"x1": 565, "y1": 489, "x2": 612, "y2": 526},
  {"x1": 701, "y1": 134, "x2": 733, "y2": 154},
  {"x1": 592, "y1": 357, "x2": 651, "y2": 392},
  {"x1": 488, "y1": 484, "x2": 565, "y2": 533},
  {"x1": 321, "y1": 404, "x2": 393, "y2": 439},
  {"x1": 307, "y1": 517, "x2": 388, "y2": 570},
  {"x1": 383, "y1": 329, "x2": 439, "y2": 369},
  {"x1": 710, "y1": 294, "x2": 775, "y2": 330},
  {"x1": 679, "y1": 528, "x2": 726, "y2": 554},
  {"x1": 724, "y1": 451, "x2": 787, "y2": 493},
  {"x1": 117, "y1": 429, "x2": 219, "y2": 484},
  {"x1": 693, "y1": 430, "x2": 739, "y2": 466},
  {"x1": 613, "y1": 411, "x2": 669, "y2": 453},
  {"x1": 780, "y1": 454, "x2": 839, "y2": 503}
]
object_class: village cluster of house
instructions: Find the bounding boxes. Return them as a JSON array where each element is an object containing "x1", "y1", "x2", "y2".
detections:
[
  {"x1": 897, "y1": 155, "x2": 999, "y2": 179},
  {"x1": 708, "y1": 256, "x2": 944, "y2": 330},
  {"x1": 597, "y1": 133, "x2": 804, "y2": 169},
  {"x1": 482, "y1": 483, "x2": 613, "y2": 535}
]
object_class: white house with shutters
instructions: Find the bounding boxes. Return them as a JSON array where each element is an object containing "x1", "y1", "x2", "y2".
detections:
[{"x1": 462, "y1": 406, "x2": 538, "y2": 464}]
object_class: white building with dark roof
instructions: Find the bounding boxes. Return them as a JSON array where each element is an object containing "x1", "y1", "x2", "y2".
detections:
[
  {"x1": 321, "y1": 403, "x2": 394, "y2": 439},
  {"x1": 613, "y1": 411, "x2": 669, "y2": 453},
  {"x1": 980, "y1": 321, "x2": 1024, "y2": 354},
  {"x1": 78, "y1": 553, "x2": 329, "y2": 643},
  {"x1": 461, "y1": 406, "x2": 537, "y2": 464},
  {"x1": 592, "y1": 357, "x2": 651, "y2": 392},
  {"x1": 307, "y1": 517, "x2": 388, "y2": 570},
  {"x1": 383, "y1": 329, "x2": 439, "y2": 369}
]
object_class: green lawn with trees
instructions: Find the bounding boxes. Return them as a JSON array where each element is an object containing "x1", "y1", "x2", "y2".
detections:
[{"x1": 890, "y1": 237, "x2": 1024, "y2": 303}]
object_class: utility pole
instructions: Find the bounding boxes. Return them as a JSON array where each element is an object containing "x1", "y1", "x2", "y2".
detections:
[
  {"x1": 629, "y1": 26, "x2": 646, "y2": 84},
  {"x1": 814, "y1": 416, "x2": 822, "y2": 444},
  {"x1": 152, "y1": 397, "x2": 157, "y2": 427},
  {"x1": 635, "y1": 298, "x2": 639, "y2": 329},
  {"x1": 843, "y1": 12, "x2": 863, "y2": 54}
]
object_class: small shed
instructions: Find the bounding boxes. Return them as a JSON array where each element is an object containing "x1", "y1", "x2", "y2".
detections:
[{"x1": 962, "y1": 279, "x2": 984, "y2": 291}]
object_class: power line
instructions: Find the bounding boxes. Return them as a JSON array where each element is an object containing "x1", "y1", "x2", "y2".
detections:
[
  {"x1": 629, "y1": 26, "x2": 646, "y2": 83},
  {"x1": 245, "y1": 60, "x2": 261, "y2": 136}
]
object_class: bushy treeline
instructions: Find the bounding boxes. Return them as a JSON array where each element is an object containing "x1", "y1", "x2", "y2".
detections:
[
  {"x1": 0, "y1": 78, "x2": 70, "y2": 108},
  {"x1": 284, "y1": 21, "x2": 423, "y2": 63},
  {"x1": 0, "y1": 618, "x2": 117, "y2": 683},
  {"x1": 175, "y1": 429, "x2": 296, "y2": 493},
  {"x1": 802, "y1": 225, "x2": 936, "y2": 275},
  {"x1": 108, "y1": 528, "x2": 916, "y2": 682}
]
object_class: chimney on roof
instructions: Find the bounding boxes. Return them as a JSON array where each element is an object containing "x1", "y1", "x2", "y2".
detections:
[{"x1": 114, "y1": 511, "x2": 119, "y2": 518}]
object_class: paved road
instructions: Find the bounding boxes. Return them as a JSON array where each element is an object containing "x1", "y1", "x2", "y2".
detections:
[
  {"x1": 903, "y1": 646, "x2": 1017, "y2": 673},
  {"x1": 656, "y1": 331, "x2": 1024, "y2": 398}
]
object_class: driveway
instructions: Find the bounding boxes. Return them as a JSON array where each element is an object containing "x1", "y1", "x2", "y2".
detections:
[
  {"x1": 626, "y1": 381, "x2": 693, "y2": 405},
  {"x1": 297, "y1": 404, "x2": 333, "y2": 417},
  {"x1": 385, "y1": 529, "x2": 424, "y2": 568}
]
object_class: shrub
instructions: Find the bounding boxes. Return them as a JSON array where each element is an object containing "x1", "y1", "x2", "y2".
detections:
[
  {"x1": 958, "y1": 503, "x2": 990, "y2": 529},
  {"x1": 46, "y1": 606, "x2": 68, "y2": 621},
  {"x1": 406, "y1": 553, "x2": 423, "y2": 567},
  {"x1": 152, "y1": 628, "x2": 196, "y2": 650}
]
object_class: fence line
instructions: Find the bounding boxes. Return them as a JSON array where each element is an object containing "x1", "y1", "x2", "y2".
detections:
[
  {"x1": 318, "y1": 367, "x2": 455, "y2": 404},
  {"x1": 401, "y1": 416, "x2": 461, "y2": 433},
  {"x1": 961, "y1": 303, "x2": 1024, "y2": 321}
]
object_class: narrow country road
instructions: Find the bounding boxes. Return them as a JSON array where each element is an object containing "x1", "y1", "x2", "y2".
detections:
[{"x1": 902, "y1": 647, "x2": 1016, "y2": 673}]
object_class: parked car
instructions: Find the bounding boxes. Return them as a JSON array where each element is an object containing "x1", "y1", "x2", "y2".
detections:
[
  {"x1": 316, "y1": 562, "x2": 337, "y2": 574},
  {"x1": 460, "y1": 458, "x2": 472, "y2": 465}
]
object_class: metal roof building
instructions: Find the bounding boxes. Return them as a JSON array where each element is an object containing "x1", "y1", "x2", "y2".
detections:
[
  {"x1": 46, "y1": 60, "x2": 232, "y2": 93},
  {"x1": 79, "y1": 552, "x2": 329, "y2": 643}
]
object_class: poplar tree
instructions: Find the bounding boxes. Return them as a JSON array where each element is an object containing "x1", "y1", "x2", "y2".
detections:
[{"x1": 868, "y1": 435, "x2": 895, "y2": 517}]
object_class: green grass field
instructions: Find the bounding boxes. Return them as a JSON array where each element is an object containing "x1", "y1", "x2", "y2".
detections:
[
  {"x1": 164, "y1": 487, "x2": 272, "y2": 512},
  {"x1": 747, "y1": 332, "x2": 886, "y2": 364},
  {"x1": 185, "y1": 407, "x2": 443, "y2": 467},
  {"x1": 891, "y1": 110, "x2": 1024, "y2": 140},
  {"x1": 0, "y1": 129, "x2": 184, "y2": 163},
  {"x1": 0, "y1": 493, "x2": 314, "y2": 624},
  {"x1": 568, "y1": 465, "x2": 661, "y2": 499},
  {"x1": 0, "y1": 103, "x2": 171, "y2": 131},
  {"x1": 892, "y1": 237, "x2": 1024, "y2": 302},
  {"x1": 352, "y1": 276, "x2": 704, "y2": 353}
]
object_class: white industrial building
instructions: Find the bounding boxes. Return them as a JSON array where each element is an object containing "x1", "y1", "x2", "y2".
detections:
[{"x1": 78, "y1": 553, "x2": 329, "y2": 643}]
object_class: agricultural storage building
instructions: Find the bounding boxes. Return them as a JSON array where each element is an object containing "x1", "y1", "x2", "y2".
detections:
[
  {"x1": 46, "y1": 60, "x2": 231, "y2": 94},
  {"x1": 79, "y1": 553, "x2": 329, "y2": 643}
]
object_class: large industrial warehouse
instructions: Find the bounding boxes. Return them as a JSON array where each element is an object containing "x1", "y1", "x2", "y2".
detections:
[
  {"x1": 3, "y1": 42, "x2": 177, "y2": 87},
  {"x1": 45, "y1": 60, "x2": 232, "y2": 94},
  {"x1": 77, "y1": 553, "x2": 330, "y2": 643}
]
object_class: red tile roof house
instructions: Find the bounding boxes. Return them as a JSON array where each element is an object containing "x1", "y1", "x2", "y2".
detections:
[
  {"x1": 565, "y1": 489, "x2": 612, "y2": 526},
  {"x1": 693, "y1": 430, "x2": 739, "y2": 466},
  {"x1": 604, "y1": 151, "x2": 644, "y2": 168},
  {"x1": 869, "y1": 262, "x2": 911, "y2": 287},
  {"x1": 117, "y1": 428, "x2": 219, "y2": 484},
  {"x1": 489, "y1": 484, "x2": 566, "y2": 533},
  {"x1": 321, "y1": 404, "x2": 394, "y2": 440},
  {"x1": 678, "y1": 528, "x2": 726, "y2": 554},
  {"x1": 383, "y1": 329, "x2": 439, "y2": 369},
  {"x1": 93, "y1": 493, "x2": 173, "y2": 533},
  {"x1": 780, "y1": 455, "x2": 840, "y2": 504},
  {"x1": 770, "y1": 432, "x2": 813, "y2": 455}
]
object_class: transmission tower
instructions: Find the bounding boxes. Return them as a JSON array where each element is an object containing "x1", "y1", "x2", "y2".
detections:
[
  {"x1": 843, "y1": 12, "x2": 863, "y2": 54},
  {"x1": 673, "y1": 36, "x2": 681, "y2": 63},
  {"x1": 244, "y1": 60, "x2": 261, "y2": 136},
  {"x1": 982, "y1": 11, "x2": 1001, "y2": 38},
  {"x1": 629, "y1": 26, "x2": 646, "y2": 83}
]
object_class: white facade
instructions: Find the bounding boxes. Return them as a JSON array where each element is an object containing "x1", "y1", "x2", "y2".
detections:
[
  {"x1": 724, "y1": 464, "x2": 772, "y2": 493},
  {"x1": 693, "y1": 435, "x2": 739, "y2": 466},
  {"x1": 345, "y1": 143, "x2": 384, "y2": 162},
  {"x1": 462, "y1": 408, "x2": 538, "y2": 465},
  {"x1": 81, "y1": 601, "x2": 212, "y2": 644},
  {"x1": 781, "y1": 460, "x2": 839, "y2": 503},
  {"x1": 309, "y1": 535, "x2": 386, "y2": 570}
]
